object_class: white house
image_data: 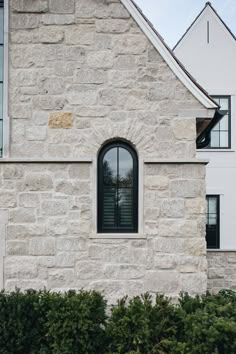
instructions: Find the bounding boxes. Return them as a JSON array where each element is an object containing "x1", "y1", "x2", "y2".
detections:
[{"x1": 174, "y1": 1, "x2": 236, "y2": 292}]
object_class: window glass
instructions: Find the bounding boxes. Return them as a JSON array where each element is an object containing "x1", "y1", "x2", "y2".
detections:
[
  {"x1": 208, "y1": 96, "x2": 231, "y2": 149},
  {"x1": 98, "y1": 141, "x2": 138, "y2": 233},
  {"x1": 206, "y1": 195, "x2": 220, "y2": 248}
]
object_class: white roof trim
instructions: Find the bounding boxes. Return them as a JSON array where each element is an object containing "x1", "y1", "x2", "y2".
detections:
[{"x1": 121, "y1": 0, "x2": 218, "y2": 110}]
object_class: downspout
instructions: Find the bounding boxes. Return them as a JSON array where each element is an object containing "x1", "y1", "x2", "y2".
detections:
[{"x1": 196, "y1": 110, "x2": 226, "y2": 149}]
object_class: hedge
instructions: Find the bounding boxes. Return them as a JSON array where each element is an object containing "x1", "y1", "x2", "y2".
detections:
[{"x1": 0, "y1": 289, "x2": 235, "y2": 354}]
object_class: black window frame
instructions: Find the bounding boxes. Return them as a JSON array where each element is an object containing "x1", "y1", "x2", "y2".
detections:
[
  {"x1": 97, "y1": 140, "x2": 138, "y2": 234},
  {"x1": 207, "y1": 95, "x2": 231, "y2": 149},
  {"x1": 206, "y1": 195, "x2": 220, "y2": 249}
]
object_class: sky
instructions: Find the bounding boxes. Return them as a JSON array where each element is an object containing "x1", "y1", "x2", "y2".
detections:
[{"x1": 134, "y1": 0, "x2": 236, "y2": 48}]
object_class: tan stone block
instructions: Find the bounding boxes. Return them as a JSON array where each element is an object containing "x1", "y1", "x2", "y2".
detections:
[{"x1": 48, "y1": 112, "x2": 73, "y2": 129}]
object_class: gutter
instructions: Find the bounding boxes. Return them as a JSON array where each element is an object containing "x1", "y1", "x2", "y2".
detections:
[{"x1": 196, "y1": 110, "x2": 226, "y2": 149}]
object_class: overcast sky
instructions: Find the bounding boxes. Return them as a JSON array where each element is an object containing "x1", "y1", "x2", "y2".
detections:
[{"x1": 134, "y1": 0, "x2": 236, "y2": 48}]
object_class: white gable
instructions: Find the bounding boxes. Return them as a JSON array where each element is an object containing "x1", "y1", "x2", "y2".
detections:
[{"x1": 174, "y1": 5, "x2": 236, "y2": 92}]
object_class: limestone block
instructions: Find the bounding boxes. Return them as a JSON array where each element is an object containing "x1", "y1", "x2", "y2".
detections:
[
  {"x1": 145, "y1": 176, "x2": 169, "y2": 190},
  {"x1": 29, "y1": 237, "x2": 55, "y2": 255},
  {"x1": 66, "y1": 85, "x2": 98, "y2": 105},
  {"x1": 68, "y1": 164, "x2": 90, "y2": 179},
  {"x1": 12, "y1": 0, "x2": 48, "y2": 13},
  {"x1": 10, "y1": 104, "x2": 32, "y2": 119},
  {"x1": 158, "y1": 219, "x2": 199, "y2": 238},
  {"x1": 87, "y1": 280, "x2": 126, "y2": 303},
  {"x1": 180, "y1": 273, "x2": 207, "y2": 295},
  {"x1": 48, "y1": 144, "x2": 71, "y2": 158},
  {"x1": 42, "y1": 14, "x2": 75, "y2": 25},
  {"x1": 74, "y1": 69, "x2": 107, "y2": 84},
  {"x1": 208, "y1": 268, "x2": 225, "y2": 279},
  {"x1": 55, "y1": 181, "x2": 74, "y2": 195},
  {"x1": 113, "y1": 35, "x2": 147, "y2": 55},
  {"x1": 3, "y1": 165, "x2": 24, "y2": 179},
  {"x1": 109, "y1": 3, "x2": 130, "y2": 18},
  {"x1": 41, "y1": 200, "x2": 68, "y2": 216},
  {"x1": 6, "y1": 240, "x2": 29, "y2": 256},
  {"x1": 38, "y1": 26, "x2": 64, "y2": 43},
  {"x1": 114, "y1": 55, "x2": 137, "y2": 70},
  {"x1": 186, "y1": 198, "x2": 205, "y2": 215},
  {"x1": 9, "y1": 208, "x2": 36, "y2": 223},
  {"x1": 48, "y1": 218, "x2": 68, "y2": 235},
  {"x1": 144, "y1": 271, "x2": 179, "y2": 293},
  {"x1": 65, "y1": 25, "x2": 95, "y2": 45},
  {"x1": 170, "y1": 180, "x2": 204, "y2": 198},
  {"x1": 48, "y1": 112, "x2": 73, "y2": 129},
  {"x1": 0, "y1": 192, "x2": 17, "y2": 208},
  {"x1": 7, "y1": 224, "x2": 45, "y2": 239},
  {"x1": 154, "y1": 254, "x2": 177, "y2": 270},
  {"x1": 96, "y1": 19, "x2": 130, "y2": 33},
  {"x1": 87, "y1": 51, "x2": 114, "y2": 69},
  {"x1": 177, "y1": 256, "x2": 208, "y2": 273},
  {"x1": 32, "y1": 96, "x2": 65, "y2": 110},
  {"x1": 33, "y1": 111, "x2": 48, "y2": 126},
  {"x1": 49, "y1": 0, "x2": 75, "y2": 14},
  {"x1": 104, "y1": 264, "x2": 144, "y2": 280},
  {"x1": 55, "y1": 252, "x2": 75, "y2": 267},
  {"x1": 56, "y1": 237, "x2": 87, "y2": 252},
  {"x1": 24, "y1": 174, "x2": 53, "y2": 191},
  {"x1": 184, "y1": 238, "x2": 206, "y2": 256},
  {"x1": 19, "y1": 193, "x2": 40, "y2": 208},
  {"x1": 48, "y1": 269, "x2": 75, "y2": 288},
  {"x1": 161, "y1": 199, "x2": 185, "y2": 218},
  {"x1": 172, "y1": 119, "x2": 196, "y2": 141},
  {"x1": 5, "y1": 257, "x2": 38, "y2": 279},
  {"x1": 76, "y1": 261, "x2": 104, "y2": 280},
  {"x1": 26, "y1": 126, "x2": 47, "y2": 141},
  {"x1": 5, "y1": 279, "x2": 47, "y2": 291},
  {"x1": 11, "y1": 14, "x2": 41, "y2": 29}
]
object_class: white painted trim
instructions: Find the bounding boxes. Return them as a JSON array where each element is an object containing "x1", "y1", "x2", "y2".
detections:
[
  {"x1": 2, "y1": 0, "x2": 9, "y2": 158},
  {"x1": 207, "y1": 249, "x2": 236, "y2": 252},
  {"x1": 121, "y1": 0, "x2": 218, "y2": 110}
]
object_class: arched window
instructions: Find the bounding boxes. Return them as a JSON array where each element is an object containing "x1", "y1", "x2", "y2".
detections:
[{"x1": 98, "y1": 141, "x2": 138, "y2": 233}]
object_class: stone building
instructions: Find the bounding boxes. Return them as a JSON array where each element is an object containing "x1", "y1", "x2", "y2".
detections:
[{"x1": 0, "y1": 0, "x2": 219, "y2": 302}]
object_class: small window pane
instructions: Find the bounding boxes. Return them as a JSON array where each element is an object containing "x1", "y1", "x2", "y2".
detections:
[
  {"x1": 0, "y1": 83, "x2": 2, "y2": 119},
  {"x1": 0, "y1": 46, "x2": 3, "y2": 82},
  {"x1": 210, "y1": 131, "x2": 220, "y2": 147},
  {"x1": 0, "y1": 8, "x2": 3, "y2": 45},
  {"x1": 219, "y1": 115, "x2": 228, "y2": 130},
  {"x1": 219, "y1": 98, "x2": 229, "y2": 110},
  {"x1": 103, "y1": 148, "x2": 117, "y2": 186},
  {"x1": 220, "y1": 132, "x2": 229, "y2": 147},
  {"x1": 118, "y1": 147, "x2": 133, "y2": 187},
  {"x1": 208, "y1": 197, "x2": 217, "y2": 213},
  {"x1": 208, "y1": 216, "x2": 217, "y2": 225}
]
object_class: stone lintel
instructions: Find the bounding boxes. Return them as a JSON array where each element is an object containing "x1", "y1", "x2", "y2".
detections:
[{"x1": 144, "y1": 158, "x2": 209, "y2": 165}]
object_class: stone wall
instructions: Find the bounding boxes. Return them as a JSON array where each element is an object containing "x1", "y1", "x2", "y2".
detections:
[
  {"x1": 0, "y1": 161, "x2": 207, "y2": 301},
  {"x1": 207, "y1": 251, "x2": 236, "y2": 293},
  {"x1": 9, "y1": 0, "x2": 203, "y2": 160},
  {"x1": 0, "y1": 0, "x2": 211, "y2": 301}
]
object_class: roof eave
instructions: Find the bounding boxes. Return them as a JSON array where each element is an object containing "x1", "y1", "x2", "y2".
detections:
[{"x1": 121, "y1": 0, "x2": 218, "y2": 110}]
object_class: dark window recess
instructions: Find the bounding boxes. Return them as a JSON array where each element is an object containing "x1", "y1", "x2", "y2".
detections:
[
  {"x1": 206, "y1": 195, "x2": 220, "y2": 249},
  {"x1": 207, "y1": 96, "x2": 231, "y2": 149},
  {"x1": 98, "y1": 141, "x2": 138, "y2": 233}
]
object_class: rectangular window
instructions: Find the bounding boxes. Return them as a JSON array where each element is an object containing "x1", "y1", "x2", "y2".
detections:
[
  {"x1": 206, "y1": 195, "x2": 220, "y2": 249},
  {"x1": 207, "y1": 96, "x2": 231, "y2": 149},
  {"x1": 0, "y1": 1, "x2": 3, "y2": 157}
]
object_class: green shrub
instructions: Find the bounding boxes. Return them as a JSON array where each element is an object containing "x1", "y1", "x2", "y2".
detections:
[{"x1": 0, "y1": 289, "x2": 235, "y2": 354}]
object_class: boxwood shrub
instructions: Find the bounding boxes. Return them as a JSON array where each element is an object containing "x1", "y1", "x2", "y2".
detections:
[{"x1": 0, "y1": 289, "x2": 235, "y2": 354}]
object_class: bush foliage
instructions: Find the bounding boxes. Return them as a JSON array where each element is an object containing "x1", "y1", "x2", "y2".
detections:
[{"x1": 0, "y1": 289, "x2": 235, "y2": 353}]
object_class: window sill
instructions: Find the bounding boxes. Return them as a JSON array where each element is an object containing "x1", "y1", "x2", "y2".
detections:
[
  {"x1": 90, "y1": 233, "x2": 146, "y2": 239},
  {"x1": 197, "y1": 149, "x2": 235, "y2": 152},
  {"x1": 207, "y1": 249, "x2": 236, "y2": 252}
]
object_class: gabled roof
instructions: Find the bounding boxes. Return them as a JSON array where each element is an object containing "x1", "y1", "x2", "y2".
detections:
[
  {"x1": 173, "y1": 2, "x2": 236, "y2": 51},
  {"x1": 121, "y1": 0, "x2": 218, "y2": 110}
]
